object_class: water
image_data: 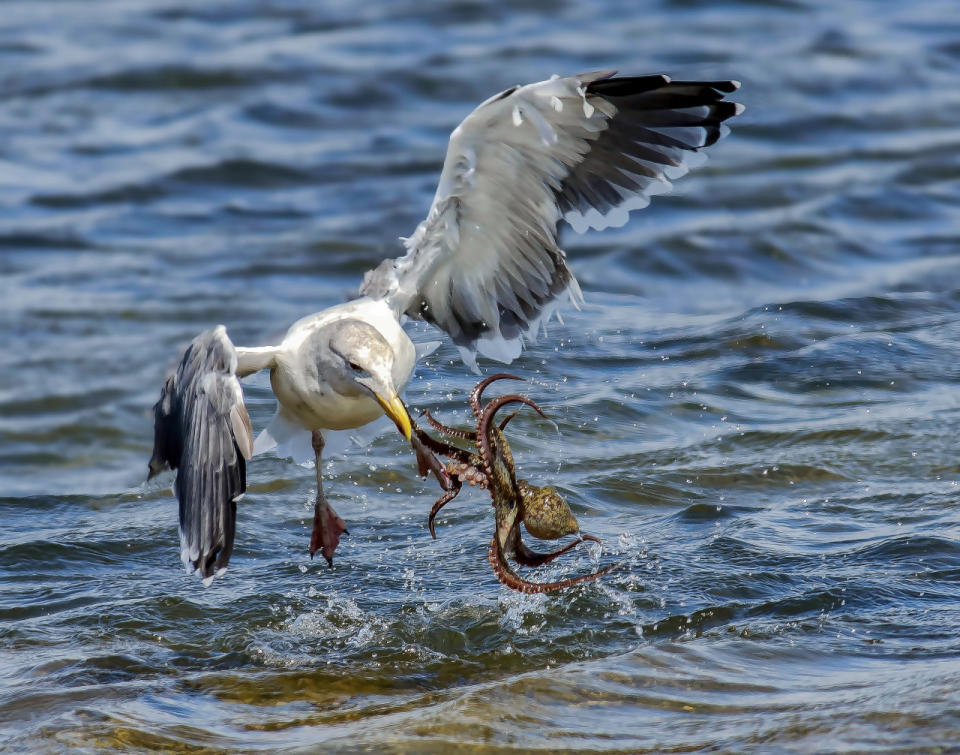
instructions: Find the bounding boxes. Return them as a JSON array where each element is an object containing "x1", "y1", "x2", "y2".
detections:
[{"x1": 2, "y1": 0, "x2": 960, "y2": 750}]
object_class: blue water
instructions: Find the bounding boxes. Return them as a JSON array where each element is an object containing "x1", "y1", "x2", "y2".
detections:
[{"x1": 2, "y1": 0, "x2": 960, "y2": 751}]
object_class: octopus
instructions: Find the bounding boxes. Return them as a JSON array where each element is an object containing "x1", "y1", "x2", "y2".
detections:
[{"x1": 412, "y1": 374, "x2": 618, "y2": 593}]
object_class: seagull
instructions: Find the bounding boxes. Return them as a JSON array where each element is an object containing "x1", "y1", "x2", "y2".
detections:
[{"x1": 147, "y1": 70, "x2": 743, "y2": 583}]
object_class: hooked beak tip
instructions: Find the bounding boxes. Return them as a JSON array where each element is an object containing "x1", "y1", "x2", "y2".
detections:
[{"x1": 375, "y1": 390, "x2": 412, "y2": 441}]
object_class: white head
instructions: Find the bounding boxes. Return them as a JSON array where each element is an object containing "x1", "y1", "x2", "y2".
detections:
[{"x1": 321, "y1": 319, "x2": 412, "y2": 439}]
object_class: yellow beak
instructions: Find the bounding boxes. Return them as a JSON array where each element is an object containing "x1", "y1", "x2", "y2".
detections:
[{"x1": 375, "y1": 390, "x2": 412, "y2": 441}]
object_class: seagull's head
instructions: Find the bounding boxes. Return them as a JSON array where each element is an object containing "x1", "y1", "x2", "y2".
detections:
[{"x1": 327, "y1": 320, "x2": 412, "y2": 440}]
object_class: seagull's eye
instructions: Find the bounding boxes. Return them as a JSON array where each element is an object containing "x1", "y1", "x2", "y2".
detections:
[{"x1": 348, "y1": 361, "x2": 363, "y2": 372}]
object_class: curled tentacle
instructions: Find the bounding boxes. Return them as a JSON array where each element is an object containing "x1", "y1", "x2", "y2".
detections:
[
  {"x1": 476, "y1": 394, "x2": 548, "y2": 478},
  {"x1": 422, "y1": 409, "x2": 477, "y2": 441},
  {"x1": 498, "y1": 409, "x2": 520, "y2": 431},
  {"x1": 488, "y1": 537, "x2": 620, "y2": 594},
  {"x1": 513, "y1": 536, "x2": 588, "y2": 567},
  {"x1": 413, "y1": 422, "x2": 474, "y2": 465},
  {"x1": 409, "y1": 431, "x2": 454, "y2": 489},
  {"x1": 417, "y1": 376, "x2": 618, "y2": 593},
  {"x1": 428, "y1": 483, "x2": 463, "y2": 539},
  {"x1": 469, "y1": 373, "x2": 523, "y2": 418}
]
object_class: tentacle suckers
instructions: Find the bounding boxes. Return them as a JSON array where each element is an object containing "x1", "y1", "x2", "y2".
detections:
[{"x1": 415, "y1": 375, "x2": 619, "y2": 593}]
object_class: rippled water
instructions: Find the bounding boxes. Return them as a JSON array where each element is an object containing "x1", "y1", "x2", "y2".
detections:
[{"x1": 3, "y1": 0, "x2": 960, "y2": 751}]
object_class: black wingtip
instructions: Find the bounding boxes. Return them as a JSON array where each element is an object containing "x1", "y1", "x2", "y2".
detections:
[
  {"x1": 585, "y1": 73, "x2": 671, "y2": 97},
  {"x1": 664, "y1": 78, "x2": 742, "y2": 94}
]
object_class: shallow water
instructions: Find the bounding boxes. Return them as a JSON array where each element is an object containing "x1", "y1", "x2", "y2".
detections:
[{"x1": 3, "y1": 0, "x2": 960, "y2": 751}]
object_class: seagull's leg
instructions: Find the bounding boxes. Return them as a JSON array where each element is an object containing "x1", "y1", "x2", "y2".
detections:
[{"x1": 309, "y1": 430, "x2": 348, "y2": 567}]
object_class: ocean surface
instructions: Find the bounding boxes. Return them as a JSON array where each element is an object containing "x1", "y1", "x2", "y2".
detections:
[{"x1": 2, "y1": 0, "x2": 960, "y2": 751}]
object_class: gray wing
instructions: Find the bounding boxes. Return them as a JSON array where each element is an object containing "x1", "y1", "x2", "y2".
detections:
[
  {"x1": 149, "y1": 325, "x2": 254, "y2": 582},
  {"x1": 361, "y1": 72, "x2": 742, "y2": 368}
]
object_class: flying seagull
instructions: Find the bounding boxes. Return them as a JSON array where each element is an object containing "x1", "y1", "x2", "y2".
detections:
[{"x1": 148, "y1": 70, "x2": 743, "y2": 583}]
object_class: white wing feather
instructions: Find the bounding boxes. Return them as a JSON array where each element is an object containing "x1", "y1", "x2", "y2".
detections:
[{"x1": 360, "y1": 71, "x2": 742, "y2": 365}]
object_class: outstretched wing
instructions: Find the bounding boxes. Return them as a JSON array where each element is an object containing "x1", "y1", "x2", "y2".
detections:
[
  {"x1": 149, "y1": 325, "x2": 254, "y2": 582},
  {"x1": 360, "y1": 71, "x2": 742, "y2": 368}
]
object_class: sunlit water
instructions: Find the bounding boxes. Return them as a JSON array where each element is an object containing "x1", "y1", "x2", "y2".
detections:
[{"x1": 3, "y1": 0, "x2": 960, "y2": 751}]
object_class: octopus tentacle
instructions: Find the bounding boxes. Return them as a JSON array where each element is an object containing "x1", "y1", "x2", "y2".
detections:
[
  {"x1": 428, "y1": 483, "x2": 463, "y2": 539},
  {"x1": 512, "y1": 535, "x2": 600, "y2": 567},
  {"x1": 469, "y1": 373, "x2": 524, "y2": 418},
  {"x1": 413, "y1": 424, "x2": 474, "y2": 465},
  {"x1": 476, "y1": 394, "x2": 547, "y2": 477},
  {"x1": 418, "y1": 376, "x2": 618, "y2": 594},
  {"x1": 422, "y1": 409, "x2": 477, "y2": 441},
  {"x1": 409, "y1": 431, "x2": 454, "y2": 489},
  {"x1": 488, "y1": 537, "x2": 620, "y2": 594},
  {"x1": 498, "y1": 409, "x2": 520, "y2": 431}
]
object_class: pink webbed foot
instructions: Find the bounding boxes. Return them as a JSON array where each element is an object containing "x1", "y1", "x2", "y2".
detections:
[{"x1": 310, "y1": 499, "x2": 348, "y2": 567}]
